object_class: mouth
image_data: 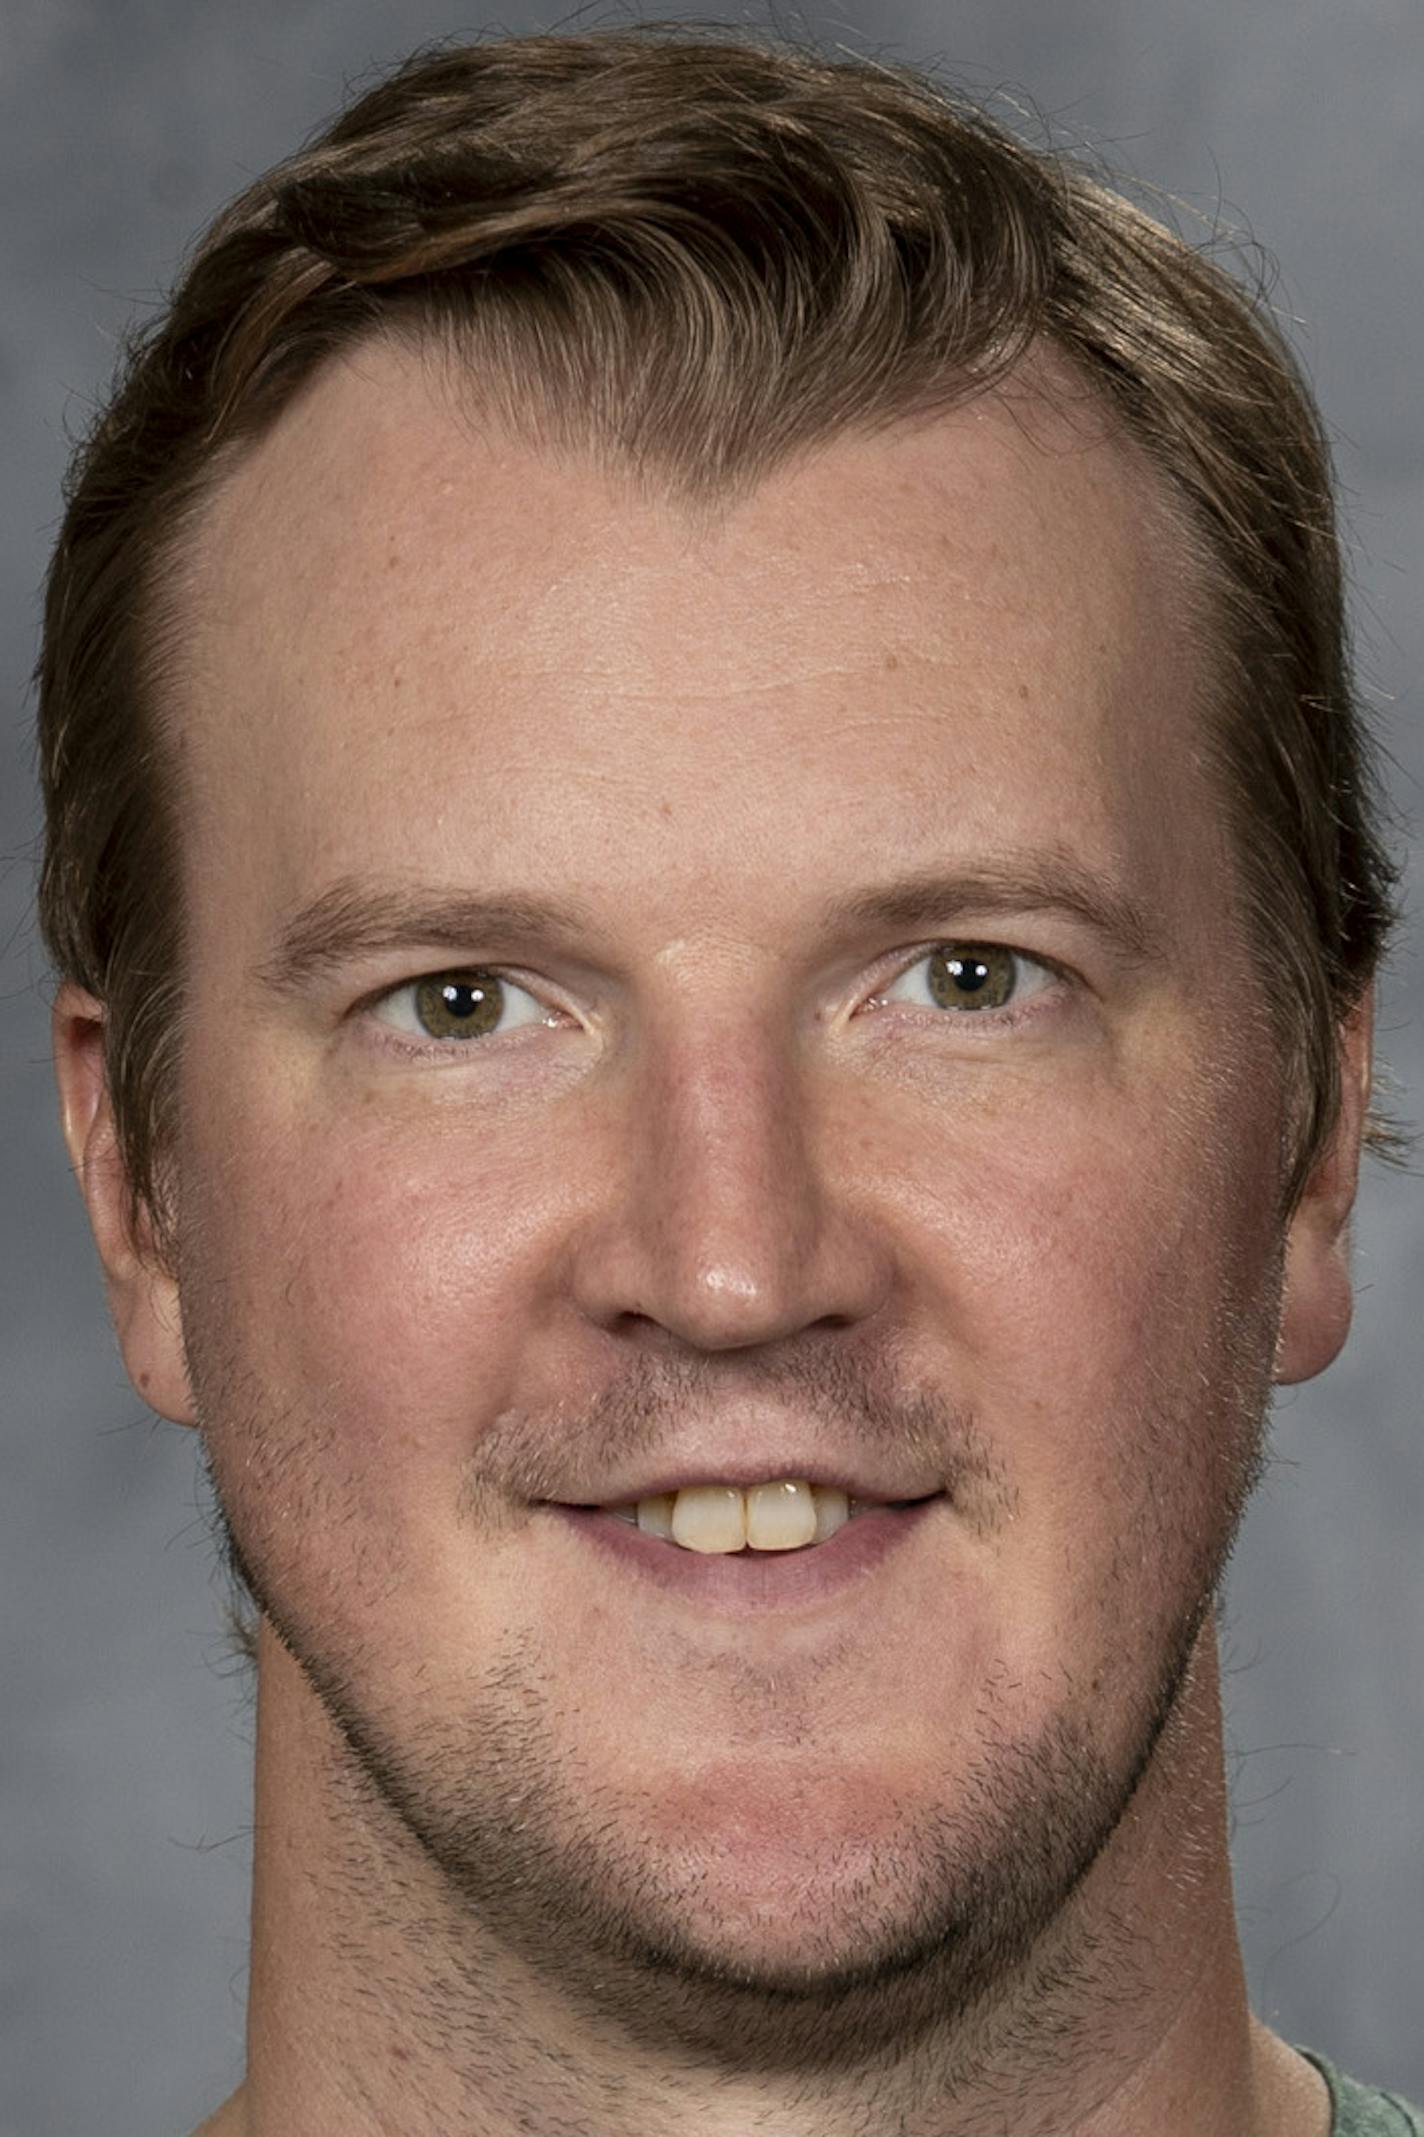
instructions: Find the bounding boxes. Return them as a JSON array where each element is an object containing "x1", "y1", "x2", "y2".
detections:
[
  {"x1": 550, "y1": 1480, "x2": 947, "y2": 1610},
  {"x1": 574, "y1": 1479, "x2": 941, "y2": 1554}
]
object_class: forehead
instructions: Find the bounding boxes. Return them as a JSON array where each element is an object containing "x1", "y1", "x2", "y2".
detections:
[{"x1": 177, "y1": 337, "x2": 1226, "y2": 951}]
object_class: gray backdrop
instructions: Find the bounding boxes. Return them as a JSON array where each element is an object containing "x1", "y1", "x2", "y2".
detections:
[{"x1": 4, "y1": 2, "x2": 1421, "y2": 2132}]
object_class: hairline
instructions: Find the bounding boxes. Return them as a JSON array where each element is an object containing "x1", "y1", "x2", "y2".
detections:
[{"x1": 148, "y1": 315, "x2": 1300, "y2": 1125}]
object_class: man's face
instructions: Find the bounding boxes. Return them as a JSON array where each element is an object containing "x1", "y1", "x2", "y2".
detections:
[{"x1": 160, "y1": 342, "x2": 1298, "y2": 2022}]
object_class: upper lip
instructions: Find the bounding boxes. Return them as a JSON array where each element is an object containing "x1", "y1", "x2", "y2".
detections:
[{"x1": 553, "y1": 1459, "x2": 945, "y2": 1507}]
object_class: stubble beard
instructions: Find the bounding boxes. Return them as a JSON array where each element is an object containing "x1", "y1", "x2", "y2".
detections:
[
  {"x1": 192, "y1": 1319, "x2": 1276, "y2": 2082},
  {"x1": 257, "y1": 1575, "x2": 1221, "y2": 2077}
]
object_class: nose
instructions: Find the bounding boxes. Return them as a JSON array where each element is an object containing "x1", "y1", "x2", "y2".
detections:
[{"x1": 568, "y1": 1006, "x2": 894, "y2": 1354}]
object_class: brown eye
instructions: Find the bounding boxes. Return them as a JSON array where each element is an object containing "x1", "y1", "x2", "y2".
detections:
[
  {"x1": 925, "y1": 945, "x2": 1019, "y2": 1011},
  {"x1": 413, "y1": 972, "x2": 507, "y2": 1040},
  {"x1": 373, "y1": 967, "x2": 555, "y2": 1048}
]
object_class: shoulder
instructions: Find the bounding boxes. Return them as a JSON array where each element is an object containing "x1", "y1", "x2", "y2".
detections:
[{"x1": 1294, "y1": 2046, "x2": 1424, "y2": 2136}]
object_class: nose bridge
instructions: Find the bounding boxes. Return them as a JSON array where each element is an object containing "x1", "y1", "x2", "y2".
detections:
[
  {"x1": 572, "y1": 975, "x2": 889, "y2": 1351},
  {"x1": 654, "y1": 1010, "x2": 802, "y2": 1264}
]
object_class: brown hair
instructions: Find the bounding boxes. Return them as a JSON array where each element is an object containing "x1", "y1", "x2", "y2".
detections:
[{"x1": 37, "y1": 19, "x2": 1404, "y2": 1265}]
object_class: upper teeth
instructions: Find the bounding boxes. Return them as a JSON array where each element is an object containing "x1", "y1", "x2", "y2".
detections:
[{"x1": 607, "y1": 1479, "x2": 857, "y2": 1553}]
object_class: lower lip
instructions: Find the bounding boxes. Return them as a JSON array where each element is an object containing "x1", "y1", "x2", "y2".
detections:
[{"x1": 549, "y1": 1498, "x2": 941, "y2": 1613}]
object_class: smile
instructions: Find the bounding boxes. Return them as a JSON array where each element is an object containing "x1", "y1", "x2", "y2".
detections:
[
  {"x1": 552, "y1": 1488, "x2": 946, "y2": 1612},
  {"x1": 594, "y1": 1479, "x2": 934, "y2": 1553}
]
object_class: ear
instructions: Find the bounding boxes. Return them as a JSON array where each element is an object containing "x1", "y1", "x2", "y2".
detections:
[
  {"x1": 53, "y1": 982, "x2": 197, "y2": 1426},
  {"x1": 1274, "y1": 985, "x2": 1374, "y2": 1387}
]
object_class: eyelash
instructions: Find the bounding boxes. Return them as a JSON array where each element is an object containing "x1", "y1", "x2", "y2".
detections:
[{"x1": 361, "y1": 944, "x2": 1067, "y2": 1060}]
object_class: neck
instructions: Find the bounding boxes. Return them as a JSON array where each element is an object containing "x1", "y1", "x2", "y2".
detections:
[{"x1": 207, "y1": 1614, "x2": 1326, "y2": 2137}]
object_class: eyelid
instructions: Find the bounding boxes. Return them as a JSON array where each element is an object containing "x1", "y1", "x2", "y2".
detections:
[
  {"x1": 866, "y1": 940, "x2": 1066, "y2": 1017},
  {"x1": 352, "y1": 937, "x2": 1070, "y2": 1052},
  {"x1": 363, "y1": 964, "x2": 565, "y2": 1044}
]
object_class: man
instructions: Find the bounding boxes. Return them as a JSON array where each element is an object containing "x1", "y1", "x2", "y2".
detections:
[{"x1": 37, "y1": 21, "x2": 1419, "y2": 2135}]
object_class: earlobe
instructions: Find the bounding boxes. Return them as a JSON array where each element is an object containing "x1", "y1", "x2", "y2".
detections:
[
  {"x1": 52, "y1": 982, "x2": 198, "y2": 1427},
  {"x1": 1273, "y1": 986, "x2": 1374, "y2": 1388}
]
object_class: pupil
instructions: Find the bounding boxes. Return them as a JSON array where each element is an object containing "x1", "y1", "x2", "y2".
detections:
[
  {"x1": 928, "y1": 946, "x2": 1013, "y2": 1012},
  {"x1": 443, "y1": 982, "x2": 484, "y2": 1018},
  {"x1": 415, "y1": 971, "x2": 502, "y2": 1039}
]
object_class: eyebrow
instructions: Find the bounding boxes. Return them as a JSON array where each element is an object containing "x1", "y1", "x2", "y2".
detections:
[
  {"x1": 257, "y1": 881, "x2": 603, "y2": 995},
  {"x1": 820, "y1": 855, "x2": 1167, "y2": 967},
  {"x1": 257, "y1": 852, "x2": 1166, "y2": 997}
]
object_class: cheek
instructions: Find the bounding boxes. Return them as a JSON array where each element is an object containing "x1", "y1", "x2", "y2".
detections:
[
  {"x1": 919, "y1": 1072, "x2": 1284, "y2": 1498},
  {"x1": 180, "y1": 1097, "x2": 550, "y2": 1507}
]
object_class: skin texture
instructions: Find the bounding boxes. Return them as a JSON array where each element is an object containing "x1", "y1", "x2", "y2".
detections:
[{"x1": 54, "y1": 337, "x2": 1371, "y2": 2135}]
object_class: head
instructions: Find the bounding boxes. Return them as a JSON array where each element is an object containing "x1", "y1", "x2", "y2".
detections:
[
  {"x1": 41, "y1": 19, "x2": 1400, "y2": 2052},
  {"x1": 40, "y1": 24, "x2": 1399, "y2": 1249}
]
